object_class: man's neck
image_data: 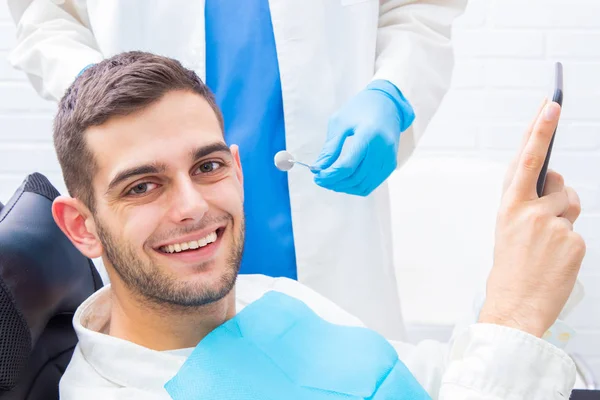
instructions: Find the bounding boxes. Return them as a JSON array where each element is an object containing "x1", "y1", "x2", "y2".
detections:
[{"x1": 107, "y1": 283, "x2": 237, "y2": 351}]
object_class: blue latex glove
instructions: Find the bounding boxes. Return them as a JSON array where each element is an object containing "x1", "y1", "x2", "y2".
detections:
[{"x1": 313, "y1": 80, "x2": 415, "y2": 196}]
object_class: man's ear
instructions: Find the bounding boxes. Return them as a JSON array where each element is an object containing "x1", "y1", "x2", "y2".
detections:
[
  {"x1": 230, "y1": 144, "x2": 244, "y2": 188},
  {"x1": 52, "y1": 196, "x2": 103, "y2": 259}
]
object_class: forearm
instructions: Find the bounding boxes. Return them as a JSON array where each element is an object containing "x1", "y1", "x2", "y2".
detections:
[
  {"x1": 440, "y1": 324, "x2": 575, "y2": 399},
  {"x1": 8, "y1": 0, "x2": 103, "y2": 101},
  {"x1": 391, "y1": 323, "x2": 576, "y2": 400},
  {"x1": 374, "y1": 0, "x2": 467, "y2": 164}
]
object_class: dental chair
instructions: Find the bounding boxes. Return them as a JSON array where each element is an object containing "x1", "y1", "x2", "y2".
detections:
[
  {"x1": 0, "y1": 173, "x2": 103, "y2": 400},
  {"x1": 0, "y1": 168, "x2": 597, "y2": 400}
]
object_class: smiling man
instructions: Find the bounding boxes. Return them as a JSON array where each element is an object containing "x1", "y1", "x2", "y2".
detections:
[
  {"x1": 52, "y1": 54, "x2": 246, "y2": 353},
  {"x1": 53, "y1": 52, "x2": 585, "y2": 399}
]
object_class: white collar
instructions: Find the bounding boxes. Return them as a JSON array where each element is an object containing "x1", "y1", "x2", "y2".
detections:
[
  {"x1": 72, "y1": 275, "x2": 277, "y2": 390},
  {"x1": 72, "y1": 274, "x2": 363, "y2": 391}
]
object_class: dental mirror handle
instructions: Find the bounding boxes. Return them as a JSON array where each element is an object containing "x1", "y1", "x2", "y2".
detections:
[{"x1": 294, "y1": 161, "x2": 321, "y2": 173}]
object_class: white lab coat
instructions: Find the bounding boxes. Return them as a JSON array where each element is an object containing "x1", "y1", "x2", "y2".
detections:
[
  {"x1": 59, "y1": 274, "x2": 576, "y2": 399},
  {"x1": 7, "y1": 0, "x2": 467, "y2": 339}
]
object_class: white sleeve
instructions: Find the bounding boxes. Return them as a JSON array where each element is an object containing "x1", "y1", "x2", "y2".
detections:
[
  {"x1": 392, "y1": 323, "x2": 576, "y2": 400},
  {"x1": 7, "y1": 0, "x2": 104, "y2": 101},
  {"x1": 261, "y1": 277, "x2": 576, "y2": 399},
  {"x1": 373, "y1": 0, "x2": 467, "y2": 167}
]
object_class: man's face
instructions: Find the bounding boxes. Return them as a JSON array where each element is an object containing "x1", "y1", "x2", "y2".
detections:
[{"x1": 85, "y1": 90, "x2": 244, "y2": 307}]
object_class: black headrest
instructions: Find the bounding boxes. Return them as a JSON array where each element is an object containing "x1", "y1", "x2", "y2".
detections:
[{"x1": 0, "y1": 173, "x2": 103, "y2": 396}]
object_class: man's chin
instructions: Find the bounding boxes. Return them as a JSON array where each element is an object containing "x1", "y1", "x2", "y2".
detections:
[
  {"x1": 153, "y1": 268, "x2": 238, "y2": 308},
  {"x1": 148, "y1": 251, "x2": 240, "y2": 307}
]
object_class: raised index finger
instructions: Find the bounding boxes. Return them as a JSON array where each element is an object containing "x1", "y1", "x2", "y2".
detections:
[
  {"x1": 510, "y1": 102, "x2": 561, "y2": 200},
  {"x1": 502, "y1": 98, "x2": 548, "y2": 193}
]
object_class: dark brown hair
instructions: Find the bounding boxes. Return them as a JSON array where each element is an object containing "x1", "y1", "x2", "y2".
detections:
[{"x1": 53, "y1": 51, "x2": 224, "y2": 211}]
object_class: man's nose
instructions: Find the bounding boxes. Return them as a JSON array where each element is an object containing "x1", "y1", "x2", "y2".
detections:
[{"x1": 169, "y1": 177, "x2": 209, "y2": 223}]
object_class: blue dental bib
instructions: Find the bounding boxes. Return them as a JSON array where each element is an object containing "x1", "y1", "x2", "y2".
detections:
[{"x1": 165, "y1": 291, "x2": 430, "y2": 399}]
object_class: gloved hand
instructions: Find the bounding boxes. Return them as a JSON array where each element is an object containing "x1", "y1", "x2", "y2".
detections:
[{"x1": 313, "y1": 80, "x2": 415, "y2": 196}]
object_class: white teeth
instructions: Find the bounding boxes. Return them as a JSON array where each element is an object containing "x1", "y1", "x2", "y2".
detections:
[
  {"x1": 160, "y1": 231, "x2": 219, "y2": 254},
  {"x1": 206, "y1": 232, "x2": 217, "y2": 244}
]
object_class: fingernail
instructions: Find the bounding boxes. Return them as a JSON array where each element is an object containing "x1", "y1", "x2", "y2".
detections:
[{"x1": 544, "y1": 103, "x2": 560, "y2": 121}]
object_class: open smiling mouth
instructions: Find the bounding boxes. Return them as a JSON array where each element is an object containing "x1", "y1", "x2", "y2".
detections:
[{"x1": 157, "y1": 228, "x2": 225, "y2": 254}]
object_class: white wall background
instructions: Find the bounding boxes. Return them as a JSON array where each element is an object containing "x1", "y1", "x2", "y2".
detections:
[
  {"x1": 0, "y1": 0, "x2": 598, "y2": 380},
  {"x1": 404, "y1": 0, "x2": 600, "y2": 379}
]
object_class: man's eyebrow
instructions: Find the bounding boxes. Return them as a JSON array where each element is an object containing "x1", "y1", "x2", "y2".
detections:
[
  {"x1": 105, "y1": 143, "x2": 231, "y2": 194},
  {"x1": 107, "y1": 163, "x2": 167, "y2": 193},
  {"x1": 190, "y1": 142, "x2": 232, "y2": 161}
]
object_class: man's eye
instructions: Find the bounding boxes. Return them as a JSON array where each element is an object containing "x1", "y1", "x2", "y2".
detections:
[
  {"x1": 127, "y1": 182, "x2": 157, "y2": 196},
  {"x1": 196, "y1": 161, "x2": 222, "y2": 174}
]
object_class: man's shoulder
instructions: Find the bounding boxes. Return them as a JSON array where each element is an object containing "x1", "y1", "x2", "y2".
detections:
[{"x1": 236, "y1": 274, "x2": 365, "y2": 328}]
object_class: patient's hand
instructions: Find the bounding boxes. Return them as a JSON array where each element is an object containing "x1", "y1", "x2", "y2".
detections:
[{"x1": 478, "y1": 100, "x2": 586, "y2": 338}]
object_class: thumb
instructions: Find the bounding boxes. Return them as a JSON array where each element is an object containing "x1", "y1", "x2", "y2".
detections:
[{"x1": 314, "y1": 129, "x2": 352, "y2": 170}]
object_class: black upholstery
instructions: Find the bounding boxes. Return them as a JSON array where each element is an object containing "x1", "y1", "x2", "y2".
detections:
[
  {"x1": 0, "y1": 173, "x2": 103, "y2": 400},
  {"x1": 572, "y1": 390, "x2": 600, "y2": 399}
]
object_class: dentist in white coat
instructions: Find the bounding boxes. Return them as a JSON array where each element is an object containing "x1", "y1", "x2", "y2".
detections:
[{"x1": 7, "y1": 0, "x2": 466, "y2": 339}]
